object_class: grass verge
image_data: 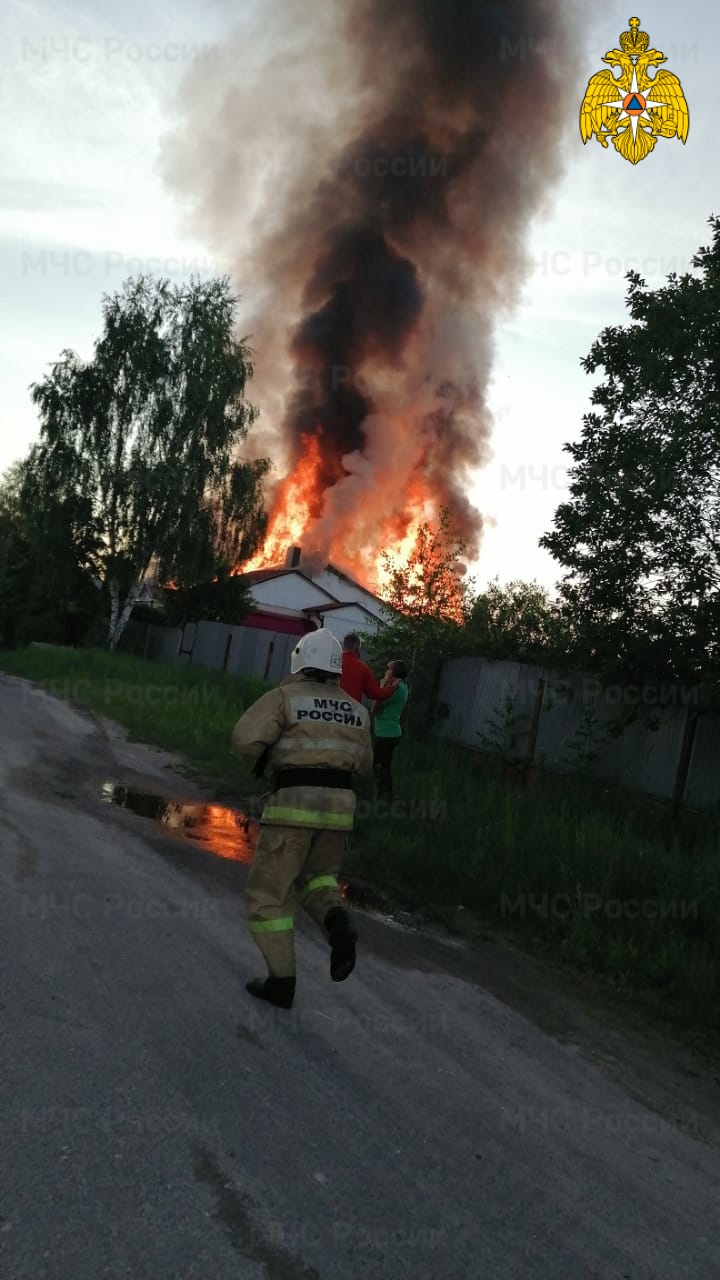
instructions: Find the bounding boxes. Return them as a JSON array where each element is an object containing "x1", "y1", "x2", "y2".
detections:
[
  {"x1": 348, "y1": 736, "x2": 720, "y2": 1032},
  {"x1": 0, "y1": 645, "x2": 267, "y2": 796},
  {"x1": 2, "y1": 645, "x2": 719, "y2": 1033}
]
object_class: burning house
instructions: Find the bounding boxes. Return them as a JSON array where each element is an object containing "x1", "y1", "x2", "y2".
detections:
[
  {"x1": 137, "y1": 544, "x2": 390, "y2": 684},
  {"x1": 166, "y1": 1, "x2": 581, "y2": 597},
  {"x1": 242, "y1": 545, "x2": 390, "y2": 645}
]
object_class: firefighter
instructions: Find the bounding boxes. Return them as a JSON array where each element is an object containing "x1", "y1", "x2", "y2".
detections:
[{"x1": 231, "y1": 628, "x2": 373, "y2": 1009}]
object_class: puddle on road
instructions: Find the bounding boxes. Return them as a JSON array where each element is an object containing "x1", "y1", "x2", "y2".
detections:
[
  {"x1": 99, "y1": 785, "x2": 397, "y2": 920},
  {"x1": 99, "y1": 782, "x2": 257, "y2": 863}
]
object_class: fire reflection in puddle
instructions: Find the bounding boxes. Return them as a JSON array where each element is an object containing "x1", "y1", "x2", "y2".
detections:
[{"x1": 100, "y1": 782, "x2": 258, "y2": 863}]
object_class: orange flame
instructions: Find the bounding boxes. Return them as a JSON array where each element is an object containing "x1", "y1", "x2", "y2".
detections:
[
  {"x1": 370, "y1": 484, "x2": 431, "y2": 596},
  {"x1": 241, "y1": 433, "x2": 322, "y2": 573},
  {"x1": 235, "y1": 432, "x2": 461, "y2": 614}
]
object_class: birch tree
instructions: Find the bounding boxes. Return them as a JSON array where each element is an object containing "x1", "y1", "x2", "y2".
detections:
[{"x1": 30, "y1": 276, "x2": 269, "y2": 649}]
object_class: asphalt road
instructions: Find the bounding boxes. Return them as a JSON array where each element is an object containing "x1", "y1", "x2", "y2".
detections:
[{"x1": 1, "y1": 672, "x2": 719, "y2": 1280}]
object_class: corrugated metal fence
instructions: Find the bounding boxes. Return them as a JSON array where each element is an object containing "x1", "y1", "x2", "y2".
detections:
[
  {"x1": 122, "y1": 623, "x2": 719, "y2": 815},
  {"x1": 123, "y1": 619, "x2": 299, "y2": 683},
  {"x1": 436, "y1": 658, "x2": 720, "y2": 816}
]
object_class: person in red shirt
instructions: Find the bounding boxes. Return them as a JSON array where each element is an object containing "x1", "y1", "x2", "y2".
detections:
[{"x1": 340, "y1": 634, "x2": 398, "y2": 704}]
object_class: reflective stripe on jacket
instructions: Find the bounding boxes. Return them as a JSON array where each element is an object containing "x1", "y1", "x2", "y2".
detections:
[{"x1": 231, "y1": 675, "x2": 373, "y2": 829}]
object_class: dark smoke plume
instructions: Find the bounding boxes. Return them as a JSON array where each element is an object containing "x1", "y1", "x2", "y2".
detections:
[{"x1": 164, "y1": 0, "x2": 583, "y2": 572}]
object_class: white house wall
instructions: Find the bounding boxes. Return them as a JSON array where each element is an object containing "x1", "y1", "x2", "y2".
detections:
[
  {"x1": 318, "y1": 607, "x2": 382, "y2": 645},
  {"x1": 249, "y1": 573, "x2": 337, "y2": 612},
  {"x1": 311, "y1": 568, "x2": 389, "y2": 623}
]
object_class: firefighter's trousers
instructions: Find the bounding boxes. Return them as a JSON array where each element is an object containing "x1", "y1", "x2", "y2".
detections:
[{"x1": 245, "y1": 824, "x2": 347, "y2": 978}]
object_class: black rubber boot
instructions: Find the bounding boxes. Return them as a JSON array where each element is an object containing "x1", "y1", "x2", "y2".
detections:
[
  {"x1": 245, "y1": 976, "x2": 296, "y2": 1008},
  {"x1": 324, "y1": 907, "x2": 358, "y2": 982}
]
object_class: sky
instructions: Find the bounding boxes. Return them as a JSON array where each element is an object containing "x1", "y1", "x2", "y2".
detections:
[{"x1": 1, "y1": 0, "x2": 716, "y2": 592}]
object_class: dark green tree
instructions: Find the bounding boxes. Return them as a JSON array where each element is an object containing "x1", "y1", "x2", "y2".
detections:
[
  {"x1": 541, "y1": 216, "x2": 720, "y2": 685},
  {"x1": 466, "y1": 579, "x2": 570, "y2": 664},
  {"x1": 30, "y1": 275, "x2": 269, "y2": 650},
  {"x1": 0, "y1": 462, "x2": 28, "y2": 646},
  {"x1": 0, "y1": 460, "x2": 24, "y2": 521},
  {"x1": 161, "y1": 572, "x2": 254, "y2": 628},
  {"x1": 0, "y1": 455, "x2": 103, "y2": 647}
]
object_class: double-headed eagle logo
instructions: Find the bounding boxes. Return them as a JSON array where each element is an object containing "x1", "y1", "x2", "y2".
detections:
[{"x1": 580, "y1": 17, "x2": 689, "y2": 164}]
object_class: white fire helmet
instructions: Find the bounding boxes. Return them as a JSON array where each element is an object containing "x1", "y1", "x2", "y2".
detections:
[{"x1": 291, "y1": 628, "x2": 343, "y2": 676}]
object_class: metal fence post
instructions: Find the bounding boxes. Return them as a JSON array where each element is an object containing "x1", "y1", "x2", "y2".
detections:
[
  {"x1": 670, "y1": 708, "x2": 699, "y2": 820},
  {"x1": 522, "y1": 676, "x2": 546, "y2": 781},
  {"x1": 428, "y1": 657, "x2": 444, "y2": 722}
]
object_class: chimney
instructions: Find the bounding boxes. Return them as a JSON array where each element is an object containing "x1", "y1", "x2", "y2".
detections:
[{"x1": 285, "y1": 545, "x2": 302, "y2": 568}]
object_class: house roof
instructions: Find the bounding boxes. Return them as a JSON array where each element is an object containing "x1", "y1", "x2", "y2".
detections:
[
  {"x1": 302, "y1": 601, "x2": 379, "y2": 620},
  {"x1": 239, "y1": 567, "x2": 304, "y2": 586},
  {"x1": 246, "y1": 569, "x2": 340, "y2": 607},
  {"x1": 240, "y1": 560, "x2": 393, "y2": 619},
  {"x1": 250, "y1": 603, "x2": 314, "y2": 618},
  {"x1": 240, "y1": 560, "x2": 384, "y2": 599},
  {"x1": 322, "y1": 562, "x2": 388, "y2": 611}
]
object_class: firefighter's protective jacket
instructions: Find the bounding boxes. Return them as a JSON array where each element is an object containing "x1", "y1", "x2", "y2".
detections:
[{"x1": 231, "y1": 674, "x2": 373, "y2": 830}]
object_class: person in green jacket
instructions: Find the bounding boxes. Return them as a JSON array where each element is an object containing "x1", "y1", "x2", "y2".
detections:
[{"x1": 372, "y1": 660, "x2": 409, "y2": 804}]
